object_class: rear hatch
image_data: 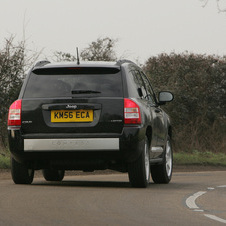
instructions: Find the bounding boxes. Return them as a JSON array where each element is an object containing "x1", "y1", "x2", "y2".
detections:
[{"x1": 21, "y1": 65, "x2": 124, "y2": 137}]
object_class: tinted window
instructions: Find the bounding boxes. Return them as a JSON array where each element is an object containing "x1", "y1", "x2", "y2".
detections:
[
  {"x1": 133, "y1": 70, "x2": 147, "y2": 98},
  {"x1": 140, "y1": 72, "x2": 156, "y2": 104},
  {"x1": 124, "y1": 64, "x2": 149, "y2": 98},
  {"x1": 124, "y1": 67, "x2": 140, "y2": 98},
  {"x1": 23, "y1": 68, "x2": 123, "y2": 98}
]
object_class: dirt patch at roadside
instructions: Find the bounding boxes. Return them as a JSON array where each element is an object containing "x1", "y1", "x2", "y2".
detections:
[
  {"x1": 1, "y1": 165, "x2": 226, "y2": 180},
  {"x1": 0, "y1": 169, "x2": 11, "y2": 180}
]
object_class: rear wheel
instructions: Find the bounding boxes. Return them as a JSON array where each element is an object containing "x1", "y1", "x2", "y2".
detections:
[
  {"x1": 128, "y1": 136, "x2": 150, "y2": 188},
  {"x1": 151, "y1": 136, "x2": 173, "y2": 184},
  {"x1": 42, "y1": 169, "x2": 65, "y2": 181},
  {"x1": 11, "y1": 157, "x2": 34, "y2": 184}
]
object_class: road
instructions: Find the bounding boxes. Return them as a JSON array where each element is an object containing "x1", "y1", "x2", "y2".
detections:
[{"x1": 0, "y1": 170, "x2": 226, "y2": 226}]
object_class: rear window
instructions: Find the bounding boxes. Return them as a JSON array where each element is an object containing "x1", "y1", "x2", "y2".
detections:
[{"x1": 23, "y1": 67, "x2": 123, "y2": 98}]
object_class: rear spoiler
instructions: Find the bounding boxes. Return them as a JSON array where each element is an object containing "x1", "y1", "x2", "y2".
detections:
[{"x1": 32, "y1": 67, "x2": 120, "y2": 75}]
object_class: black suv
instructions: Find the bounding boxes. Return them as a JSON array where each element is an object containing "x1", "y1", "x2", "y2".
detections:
[{"x1": 8, "y1": 60, "x2": 173, "y2": 187}]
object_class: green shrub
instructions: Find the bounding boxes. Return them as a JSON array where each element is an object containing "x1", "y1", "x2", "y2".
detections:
[
  {"x1": 143, "y1": 53, "x2": 226, "y2": 153},
  {"x1": 0, "y1": 154, "x2": 10, "y2": 169}
]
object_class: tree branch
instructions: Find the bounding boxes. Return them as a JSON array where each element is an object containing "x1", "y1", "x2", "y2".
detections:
[{"x1": 200, "y1": 0, "x2": 226, "y2": 13}]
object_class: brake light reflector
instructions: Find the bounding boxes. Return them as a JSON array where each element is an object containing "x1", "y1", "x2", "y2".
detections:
[
  {"x1": 124, "y1": 98, "x2": 141, "y2": 124},
  {"x1": 8, "y1": 99, "x2": 22, "y2": 127}
]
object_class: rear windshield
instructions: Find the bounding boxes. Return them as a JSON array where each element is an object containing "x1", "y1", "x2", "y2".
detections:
[{"x1": 23, "y1": 67, "x2": 123, "y2": 98}]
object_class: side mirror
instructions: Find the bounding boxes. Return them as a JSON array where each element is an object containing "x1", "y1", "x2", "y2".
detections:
[{"x1": 158, "y1": 91, "x2": 174, "y2": 105}]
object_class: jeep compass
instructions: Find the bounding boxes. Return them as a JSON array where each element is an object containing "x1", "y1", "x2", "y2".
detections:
[{"x1": 8, "y1": 60, "x2": 173, "y2": 187}]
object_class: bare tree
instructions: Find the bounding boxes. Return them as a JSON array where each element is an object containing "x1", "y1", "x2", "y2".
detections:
[
  {"x1": 200, "y1": 0, "x2": 226, "y2": 13},
  {"x1": 0, "y1": 36, "x2": 39, "y2": 150},
  {"x1": 53, "y1": 51, "x2": 76, "y2": 62},
  {"x1": 80, "y1": 37, "x2": 117, "y2": 61},
  {"x1": 53, "y1": 37, "x2": 118, "y2": 62}
]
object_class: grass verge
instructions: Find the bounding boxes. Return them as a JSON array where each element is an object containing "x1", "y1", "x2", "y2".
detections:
[
  {"x1": 1, "y1": 151, "x2": 226, "y2": 169},
  {"x1": 0, "y1": 154, "x2": 10, "y2": 169},
  {"x1": 174, "y1": 151, "x2": 226, "y2": 166}
]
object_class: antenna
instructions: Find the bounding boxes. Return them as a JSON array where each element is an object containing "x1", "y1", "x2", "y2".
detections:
[{"x1": 76, "y1": 47, "x2": 80, "y2": 65}]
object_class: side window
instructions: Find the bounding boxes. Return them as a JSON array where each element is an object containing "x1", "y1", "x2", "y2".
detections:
[
  {"x1": 132, "y1": 70, "x2": 148, "y2": 98},
  {"x1": 125, "y1": 64, "x2": 152, "y2": 99},
  {"x1": 140, "y1": 71, "x2": 156, "y2": 105}
]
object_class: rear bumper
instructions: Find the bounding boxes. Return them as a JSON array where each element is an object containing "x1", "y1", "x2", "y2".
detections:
[
  {"x1": 8, "y1": 126, "x2": 146, "y2": 168},
  {"x1": 24, "y1": 138, "x2": 119, "y2": 151}
]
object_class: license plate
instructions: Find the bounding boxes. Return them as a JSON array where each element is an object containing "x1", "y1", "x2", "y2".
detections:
[{"x1": 51, "y1": 110, "x2": 93, "y2": 122}]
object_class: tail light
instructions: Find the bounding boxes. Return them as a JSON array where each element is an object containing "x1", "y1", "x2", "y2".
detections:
[
  {"x1": 8, "y1": 99, "x2": 22, "y2": 127},
  {"x1": 124, "y1": 98, "x2": 141, "y2": 124}
]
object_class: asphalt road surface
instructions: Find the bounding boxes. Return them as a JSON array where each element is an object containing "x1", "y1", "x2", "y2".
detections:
[{"x1": 0, "y1": 170, "x2": 226, "y2": 226}]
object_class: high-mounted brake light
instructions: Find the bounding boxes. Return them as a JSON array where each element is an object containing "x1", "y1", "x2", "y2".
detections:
[
  {"x1": 124, "y1": 98, "x2": 141, "y2": 124},
  {"x1": 8, "y1": 99, "x2": 22, "y2": 127}
]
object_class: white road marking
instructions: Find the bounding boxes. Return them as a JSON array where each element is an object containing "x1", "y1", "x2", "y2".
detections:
[
  {"x1": 193, "y1": 209, "x2": 204, "y2": 212},
  {"x1": 207, "y1": 187, "x2": 215, "y2": 190},
  {"x1": 204, "y1": 214, "x2": 226, "y2": 224},
  {"x1": 217, "y1": 185, "x2": 226, "y2": 188},
  {"x1": 186, "y1": 186, "x2": 226, "y2": 224},
  {"x1": 186, "y1": 191, "x2": 206, "y2": 209}
]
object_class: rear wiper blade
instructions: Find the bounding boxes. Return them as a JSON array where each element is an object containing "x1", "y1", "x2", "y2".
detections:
[{"x1": 71, "y1": 90, "x2": 101, "y2": 94}]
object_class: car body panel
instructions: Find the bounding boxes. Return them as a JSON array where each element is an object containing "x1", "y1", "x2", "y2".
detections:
[{"x1": 8, "y1": 60, "x2": 173, "y2": 173}]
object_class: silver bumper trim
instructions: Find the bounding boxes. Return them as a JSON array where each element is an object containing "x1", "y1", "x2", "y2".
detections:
[{"x1": 24, "y1": 138, "x2": 119, "y2": 152}]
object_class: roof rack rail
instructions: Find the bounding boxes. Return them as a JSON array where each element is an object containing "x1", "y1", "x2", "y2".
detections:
[
  {"x1": 116, "y1": 59, "x2": 135, "y2": 65},
  {"x1": 34, "y1": 60, "x2": 51, "y2": 68}
]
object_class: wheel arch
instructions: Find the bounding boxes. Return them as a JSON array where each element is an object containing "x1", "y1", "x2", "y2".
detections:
[
  {"x1": 146, "y1": 126, "x2": 152, "y2": 149},
  {"x1": 168, "y1": 125, "x2": 172, "y2": 139}
]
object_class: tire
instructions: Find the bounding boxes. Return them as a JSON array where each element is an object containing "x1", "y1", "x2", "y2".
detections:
[
  {"x1": 128, "y1": 136, "x2": 150, "y2": 188},
  {"x1": 11, "y1": 156, "x2": 34, "y2": 184},
  {"x1": 42, "y1": 169, "x2": 65, "y2": 181},
  {"x1": 151, "y1": 136, "x2": 173, "y2": 184}
]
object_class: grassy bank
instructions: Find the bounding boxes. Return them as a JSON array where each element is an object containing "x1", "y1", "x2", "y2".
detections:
[
  {"x1": 174, "y1": 151, "x2": 226, "y2": 166},
  {"x1": 1, "y1": 151, "x2": 226, "y2": 169},
  {"x1": 0, "y1": 154, "x2": 10, "y2": 169}
]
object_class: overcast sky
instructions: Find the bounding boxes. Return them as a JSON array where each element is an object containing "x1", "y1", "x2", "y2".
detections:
[{"x1": 1, "y1": 0, "x2": 226, "y2": 64}]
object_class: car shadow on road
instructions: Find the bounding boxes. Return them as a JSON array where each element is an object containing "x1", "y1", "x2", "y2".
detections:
[
  {"x1": 32, "y1": 180, "x2": 132, "y2": 188},
  {"x1": 31, "y1": 179, "x2": 196, "y2": 189}
]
